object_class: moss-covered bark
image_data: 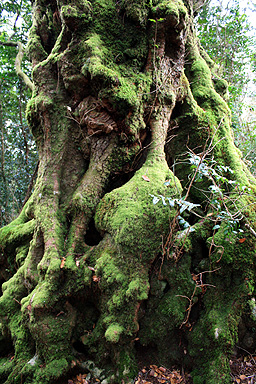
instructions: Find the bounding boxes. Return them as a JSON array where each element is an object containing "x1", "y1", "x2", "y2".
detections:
[{"x1": 0, "y1": 0, "x2": 256, "y2": 383}]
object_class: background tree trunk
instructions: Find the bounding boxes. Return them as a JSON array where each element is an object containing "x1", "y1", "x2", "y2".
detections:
[{"x1": 0, "y1": 0, "x2": 256, "y2": 383}]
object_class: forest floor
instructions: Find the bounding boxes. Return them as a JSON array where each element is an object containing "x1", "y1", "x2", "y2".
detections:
[
  {"x1": 68, "y1": 354, "x2": 256, "y2": 384},
  {"x1": 230, "y1": 354, "x2": 256, "y2": 383}
]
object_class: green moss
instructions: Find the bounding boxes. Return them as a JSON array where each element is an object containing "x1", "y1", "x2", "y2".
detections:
[
  {"x1": 189, "y1": 57, "x2": 228, "y2": 115},
  {"x1": 81, "y1": 33, "x2": 150, "y2": 112},
  {"x1": 208, "y1": 223, "x2": 255, "y2": 269},
  {"x1": 184, "y1": 50, "x2": 251, "y2": 188},
  {"x1": 80, "y1": 157, "x2": 182, "y2": 370},
  {"x1": 152, "y1": 0, "x2": 187, "y2": 24},
  {"x1": 0, "y1": 358, "x2": 12, "y2": 381},
  {"x1": 192, "y1": 353, "x2": 230, "y2": 384},
  {"x1": 105, "y1": 323, "x2": 124, "y2": 343},
  {"x1": 212, "y1": 75, "x2": 229, "y2": 99},
  {"x1": 61, "y1": 1, "x2": 92, "y2": 29},
  {"x1": 139, "y1": 253, "x2": 195, "y2": 354},
  {"x1": 27, "y1": 26, "x2": 48, "y2": 62},
  {"x1": 16, "y1": 244, "x2": 30, "y2": 267},
  {"x1": 26, "y1": 93, "x2": 54, "y2": 138},
  {"x1": 123, "y1": 0, "x2": 149, "y2": 26},
  {"x1": 126, "y1": 279, "x2": 148, "y2": 300},
  {"x1": 116, "y1": 349, "x2": 138, "y2": 382},
  {"x1": 96, "y1": 250, "x2": 125, "y2": 285},
  {"x1": 0, "y1": 270, "x2": 28, "y2": 323},
  {"x1": 96, "y1": 158, "x2": 181, "y2": 258},
  {"x1": 186, "y1": 249, "x2": 251, "y2": 384},
  {"x1": 82, "y1": 33, "x2": 106, "y2": 60},
  {"x1": 68, "y1": 0, "x2": 151, "y2": 124},
  {"x1": 34, "y1": 358, "x2": 69, "y2": 383},
  {"x1": 0, "y1": 219, "x2": 35, "y2": 251}
]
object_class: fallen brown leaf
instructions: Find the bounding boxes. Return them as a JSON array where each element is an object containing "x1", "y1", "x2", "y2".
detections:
[{"x1": 60, "y1": 257, "x2": 66, "y2": 268}]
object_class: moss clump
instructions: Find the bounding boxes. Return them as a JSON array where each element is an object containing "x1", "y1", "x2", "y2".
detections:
[
  {"x1": 138, "y1": 253, "x2": 195, "y2": 363},
  {"x1": 185, "y1": 219, "x2": 256, "y2": 383},
  {"x1": 81, "y1": 32, "x2": 150, "y2": 115},
  {"x1": 185, "y1": 49, "x2": 250, "y2": 186},
  {"x1": 151, "y1": 0, "x2": 187, "y2": 22},
  {"x1": 208, "y1": 224, "x2": 255, "y2": 270},
  {"x1": 105, "y1": 323, "x2": 124, "y2": 343},
  {"x1": 0, "y1": 219, "x2": 35, "y2": 251},
  {"x1": 116, "y1": 349, "x2": 138, "y2": 383},
  {"x1": 33, "y1": 358, "x2": 69, "y2": 383},
  {"x1": 74, "y1": 157, "x2": 182, "y2": 377},
  {"x1": 27, "y1": 26, "x2": 48, "y2": 63},
  {"x1": 122, "y1": 0, "x2": 149, "y2": 26},
  {"x1": 61, "y1": 0, "x2": 92, "y2": 30},
  {"x1": 0, "y1": 358, "x2": 12, "y2": 379}
]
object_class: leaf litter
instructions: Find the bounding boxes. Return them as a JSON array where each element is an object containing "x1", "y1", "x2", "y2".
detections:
[
  {"x1": 230, "y1": 354, "x2": 256, "y2": 383},
  {"x1": 133, "y1": 365, "x2": 192, "y2": 384},
  {"x1": 67, "y1": 355, "x2": 256, "y2": 383},
  {"x1": 68, "y1": 365, "x2": 193, "y2": 384}
]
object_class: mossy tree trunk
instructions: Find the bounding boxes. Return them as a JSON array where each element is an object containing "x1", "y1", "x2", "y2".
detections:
[{"x1": 0, "y1": 0, "x2": 256, "y2": 383}]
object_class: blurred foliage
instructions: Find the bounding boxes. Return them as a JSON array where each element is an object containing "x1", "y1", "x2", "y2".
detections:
[
  {"x1": 0, "y1": 0, "x2": 38, "y2": 227},
  {"x1": 197, "y1": 0, "x2": 256, "y2": 175}
]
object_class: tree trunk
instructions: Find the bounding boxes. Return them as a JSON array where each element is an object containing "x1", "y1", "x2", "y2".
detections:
[{"x1": 0, "y1": 0, "x2": 256, "y2": 383}]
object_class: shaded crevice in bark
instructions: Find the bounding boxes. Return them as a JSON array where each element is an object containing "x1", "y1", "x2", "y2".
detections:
[
  {"x1": 170, "y1": 100, "x2": 184, "y2": 120},
  {"x1": 84, "y1": 217, "x2": 103, "y2": 246},
  {"x1": 72, "y1": 340, "x2": 88, "y2": 355},
  {"x1": 104, "y1": 129, "x2": 152, "y2": 194},
  {"x1": 135, "y1": 341, "x2": 159, "y2": 367}
]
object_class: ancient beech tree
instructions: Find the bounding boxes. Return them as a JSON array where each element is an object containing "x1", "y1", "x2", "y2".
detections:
[{"x1": 0, "y1": 0, "x2": 256, "y2": 383}]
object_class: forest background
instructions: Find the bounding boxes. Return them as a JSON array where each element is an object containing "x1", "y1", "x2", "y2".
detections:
[{"x1": 0, "y1": 0, "x2": 255, "y2": 228}]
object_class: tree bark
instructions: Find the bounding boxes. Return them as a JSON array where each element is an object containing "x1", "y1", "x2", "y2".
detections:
[{"x1": 0, "y1": 0, "x2": 256, "y2": 383}]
